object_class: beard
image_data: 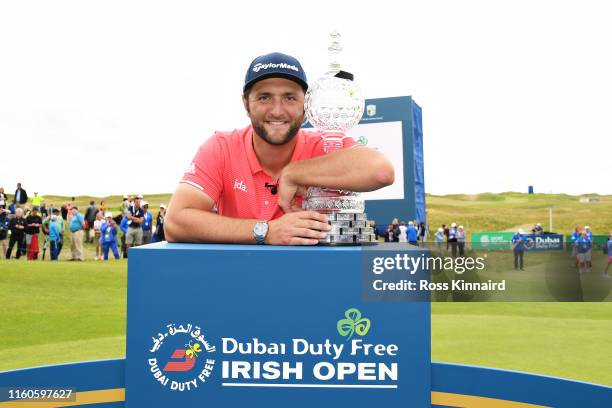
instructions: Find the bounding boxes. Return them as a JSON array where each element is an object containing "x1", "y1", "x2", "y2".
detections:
[{"x1": 251, "y1": 116, "x2": 302, "y2": 146}]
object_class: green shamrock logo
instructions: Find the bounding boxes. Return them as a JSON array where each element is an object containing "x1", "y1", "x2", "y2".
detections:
[
  {"x1": 337, "y1": 308, "x2": 371, "y2": 341},
  {"x1": 356, "y1": 136, "x2": 368, "y2": 145}
]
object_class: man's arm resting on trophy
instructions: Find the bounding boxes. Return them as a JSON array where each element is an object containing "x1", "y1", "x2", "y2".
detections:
[
  {"x1": 278, "y1": 146, "x2": 394, "y2": 212},
  {"x1": 164, "y1": 184, "x2": 331, "y2": 245}
]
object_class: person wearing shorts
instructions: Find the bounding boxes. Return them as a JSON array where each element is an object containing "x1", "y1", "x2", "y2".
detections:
[{"x1": 575, "y1": 231, "x2": 591, "y2": 274}]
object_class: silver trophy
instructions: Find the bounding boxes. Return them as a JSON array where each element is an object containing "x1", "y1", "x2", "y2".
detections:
[{"x1": 302, "y1": 31, "x2": 376, "y2": 245}]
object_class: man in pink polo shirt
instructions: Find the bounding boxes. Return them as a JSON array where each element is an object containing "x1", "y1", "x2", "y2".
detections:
[{"x1": 165, "y1": 52, "x2": 394, "y2": 245}]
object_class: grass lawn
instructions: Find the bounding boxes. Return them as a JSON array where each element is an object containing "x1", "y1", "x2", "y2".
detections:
[
  {"x1": 0, "y1": 260, "x2": 127, "y2": 370},
  {"x1": 1, "y1": 192, "x2": 611, "y2": 386}
]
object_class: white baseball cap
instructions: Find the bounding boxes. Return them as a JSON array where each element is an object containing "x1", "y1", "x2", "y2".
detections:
[
  {"x1": 160, "y1": 204, "x2": 167, "y2": 209},
  {"x1": 451, "y1": 223, "x2": 457, "y2": 228},
  {"x1": 104, "y1": 211, "x2": 113, "y2": 218}
]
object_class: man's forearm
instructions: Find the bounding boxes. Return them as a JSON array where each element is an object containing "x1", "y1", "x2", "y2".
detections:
[
  {"x1": 282, "y1": 147, "x2": 394, "y2": 192},
  {"x1": 165, "y1": 208, "x2": 258, "y2": 244}
]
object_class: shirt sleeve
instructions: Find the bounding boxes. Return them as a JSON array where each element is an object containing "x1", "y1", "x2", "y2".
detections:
[{"x1": 180, "y1": 135, "x2": 225, "y2": 204}]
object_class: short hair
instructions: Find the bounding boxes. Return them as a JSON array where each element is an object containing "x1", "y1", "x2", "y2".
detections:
[{"x1": 72, "y1": 206, "x2": 79, "y2": 210}]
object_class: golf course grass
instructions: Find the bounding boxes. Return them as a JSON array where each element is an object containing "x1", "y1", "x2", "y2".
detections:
[{"x1": 1, "y1": 192, "x2": 611, "y2": 386}]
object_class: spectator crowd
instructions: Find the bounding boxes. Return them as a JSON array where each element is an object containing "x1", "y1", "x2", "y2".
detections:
[
  {"x1": 0, "y1": 183, "x2": 166, "y2": 262},
  {"x1": 2, "y1": 183, "x2": 611, "y2": 275}
]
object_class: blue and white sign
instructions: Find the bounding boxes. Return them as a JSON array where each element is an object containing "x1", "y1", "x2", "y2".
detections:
[
  {"x1": 304, "y1": 96, "x2": 426, "y2": 224},
  {"x1": 524, "y1": 234, "x2": 564, "y2": 251},
  {"x1": 125, "y1": 243, "x2": 431, "y2": 407}
]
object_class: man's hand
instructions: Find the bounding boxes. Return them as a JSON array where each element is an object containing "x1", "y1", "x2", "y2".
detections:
[
  {"x1": 277, "y1": 171, "x2": 308, "y2": 213},
  {"x1": 266, "y1": 211, "x2": 331, "y2": 245}
]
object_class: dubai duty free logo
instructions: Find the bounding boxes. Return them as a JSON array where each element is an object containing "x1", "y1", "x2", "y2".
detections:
[{"x1": 148, "y1": 322, "x2": 216, "y2": 392}]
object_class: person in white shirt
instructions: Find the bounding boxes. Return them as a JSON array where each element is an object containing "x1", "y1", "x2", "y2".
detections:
[
  {"x1": 398, "y1": 221, "x2": 408, "y2": 243},
  {"x1": 93, "y1": 211, "x2": 104, "y2": 260}
]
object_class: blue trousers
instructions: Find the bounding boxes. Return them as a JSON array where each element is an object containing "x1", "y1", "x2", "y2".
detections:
[
  {"x1": 102, "y1": 242, "x2": 120, "y2": 260},
  {"x1": 50, "y1": 240, "x2": 60, "y2": 261}
]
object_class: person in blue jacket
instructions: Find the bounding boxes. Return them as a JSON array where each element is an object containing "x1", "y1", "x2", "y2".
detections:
[
  {"x1": 48, "y1": 214, "x2": 62, "y2": 261},
  {"x1": 100, "y1": 212, "x2": 120, "y2": 260},
  {"x1": 407, "y1": 221, "x2": 418, "y2": 246},
  {"x1": 512, "y1": 228, "x2": 526, "y2": 271},
  {"x1": 141, "y1": 202, "x2": 153, "y2": 245},
  {"x1": 575, "y1": 230, "x2": 592, "y2": 274},
  {"x1": 570, "y1": 226, "x2": 581, "y2": 266}
]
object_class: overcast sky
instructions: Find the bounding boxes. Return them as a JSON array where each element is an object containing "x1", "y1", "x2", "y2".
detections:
[{"x1": 1, "y1": 0, "x2": 610, "y2": 197}]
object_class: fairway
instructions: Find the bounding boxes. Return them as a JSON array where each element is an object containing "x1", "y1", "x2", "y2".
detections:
[
  {"x1": 1, "y1": 192, "x2": 611, "y2": 386},
  {"x1": 2, "y1": 261, "x2": 611, "y2": 386}
]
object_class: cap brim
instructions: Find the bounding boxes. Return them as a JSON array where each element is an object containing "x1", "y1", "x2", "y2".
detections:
[{"x1": 244, "y1": 72, "x2": 308, "y2": 93}]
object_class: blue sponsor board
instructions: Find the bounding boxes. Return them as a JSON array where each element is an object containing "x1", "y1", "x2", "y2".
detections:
[
  {"x1": 125, "y1": 243, "x2": 431, "y2": 407},
  {"x1": 524, "y1": 234, "x2": 564, "y2": 251},
  {"x1": 2, "y1": 359, "x2": 611, "y2": 407}
]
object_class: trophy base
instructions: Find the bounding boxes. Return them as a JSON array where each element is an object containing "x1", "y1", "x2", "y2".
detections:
[
  {"x1": 302, "y1": 187, "x2": 365, "y2": 214},
  {"x1": 319, "y1": 212, "x2": 378, "y2": 246}
]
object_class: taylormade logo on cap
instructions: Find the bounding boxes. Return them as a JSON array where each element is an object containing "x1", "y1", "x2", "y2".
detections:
[
  {"x1": 244, "y1": 52, "x2": 308, "y2": 92},
  {"x1": 252, "y1": 62, "x2": 299, "y2": 73}
]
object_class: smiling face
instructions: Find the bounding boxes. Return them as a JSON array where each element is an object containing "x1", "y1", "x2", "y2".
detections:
[{"x1": 243, "y1": 77, "x2": 305, "y2": 146}]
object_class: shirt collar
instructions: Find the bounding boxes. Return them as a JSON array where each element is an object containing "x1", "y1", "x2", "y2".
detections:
[{"x1": 245, "y1": 125, "x2": 306, "y2": 175}]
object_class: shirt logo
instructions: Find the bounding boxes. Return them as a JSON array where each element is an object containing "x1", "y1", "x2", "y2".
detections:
[
  {"x1": 185, "y1": 162, "x2": 196, "y2": 175},
  {"x1": 233, "y1": 179, "x2": 247, "y2": 192}
]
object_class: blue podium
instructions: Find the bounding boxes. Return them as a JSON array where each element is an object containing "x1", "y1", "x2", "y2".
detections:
[{"x1": 126, "y1": 243, "x2": 430, "y2": 407}]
